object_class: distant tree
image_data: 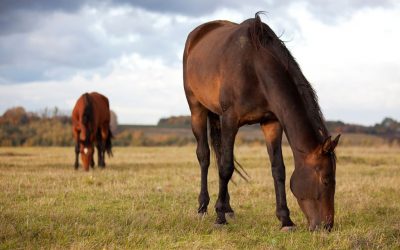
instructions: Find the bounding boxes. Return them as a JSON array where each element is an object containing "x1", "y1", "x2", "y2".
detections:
[
  {"x1": 381, "y1": 117, "x2": 398, "y2": 128},
  {"x1": 157, "y1": 115, "x2": 191, "y2": 127},
  {"x1": 1, "y1": 107, "x2": 29, "y2": 125},
  {"x1": 41, "y1": 107, "x2": 49, "y2": 119},
  {"x1": 52, "y1": 106, "x2": 59, "y2": 117}
]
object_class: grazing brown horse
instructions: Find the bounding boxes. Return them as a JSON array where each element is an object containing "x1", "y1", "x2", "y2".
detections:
[
  {"x1": 72, "y1": 92, "x2": 113, "y2": 171},
  {"x1": 183, "y1": 13, "x2": 340, "y2": 231}
]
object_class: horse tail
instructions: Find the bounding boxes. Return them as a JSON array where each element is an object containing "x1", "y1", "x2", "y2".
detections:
[
  {"x1": 105, "y1": 127, "x2": 113, "y2": 157},
  {"x1": 208, "y1": 112, "x2": 221, "y2": 161},
  {"x1": 82, "y1": 93, "x2": 93, "y2": 146},
  {"x1": 208, "y1": 112, "x2": 249, "y2": 182}
]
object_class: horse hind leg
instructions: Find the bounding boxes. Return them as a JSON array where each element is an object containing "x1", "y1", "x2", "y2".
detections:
[
  {"x1": 96, "y1": 129, "x2": 105, "y2": 168},
  {"x1": 261, "y1": 121, "x2": 295, "y2": 230},
  {"x1": 208, "y1": 112, "x2": 234, "y2": 218},
  {"x1": 190, "y1": 102, "x2": 211, "y2": 215},
  {"x1": 214, "y1": 112, "x2": 238, "y2": 225}
]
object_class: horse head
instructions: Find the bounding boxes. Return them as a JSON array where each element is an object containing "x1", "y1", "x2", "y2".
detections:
[
  {"x1": 290, "y1": 134, "x2": 340, "y2": 231},
  {"x1": 79, "y1": 128, "x2": 94, "y2": 171}
]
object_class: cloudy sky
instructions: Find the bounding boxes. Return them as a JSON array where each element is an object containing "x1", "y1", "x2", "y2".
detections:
[{"x1": 0, "y1": 0, "x2": 399, "y2": 125}]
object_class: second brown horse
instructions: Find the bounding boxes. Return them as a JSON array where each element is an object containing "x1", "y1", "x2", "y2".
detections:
[
  {"x1": 184, "y1": 13, "x2": 340, "y2": 231},
  {"x1": 72, "y1": 92, "x2": 113, "y2": 171}
]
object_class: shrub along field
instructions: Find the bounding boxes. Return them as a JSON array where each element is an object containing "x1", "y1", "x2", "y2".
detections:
[{"x1": 0, "y1": 145, "x2": 399, "y2": 249}]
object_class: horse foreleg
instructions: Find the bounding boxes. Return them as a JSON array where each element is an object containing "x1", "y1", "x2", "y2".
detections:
[
  {"x1": 261, "y1": 121, "x2": 295, "y2": 230},
  {"x1": 74, "y1": 140, "x2": 79, "y2": 169},
  {"x1": 74, "y1": 130, "x2": 80, "y2": 169},
  {"x1": 90, "y1": 149, "x2": 95, "y2": 168},
  {"x1": 209, "y1": 112, "x2": 234, "y2": 218}
]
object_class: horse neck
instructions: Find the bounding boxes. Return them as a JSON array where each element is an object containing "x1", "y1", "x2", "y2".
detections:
[
  {"x1": 280, "y1": 105, "x2": 321, "y2": 162},
  {"x1": 265, "y1": 79, "x2": 323, "y2": 162}
]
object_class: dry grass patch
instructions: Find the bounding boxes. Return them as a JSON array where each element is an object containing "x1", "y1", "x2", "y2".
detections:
[{"x1": 0, "y1": 145, "x2": 399, "y2": 249}]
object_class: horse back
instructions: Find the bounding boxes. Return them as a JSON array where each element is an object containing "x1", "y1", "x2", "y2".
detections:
[
  {"x1": 88, "y1": 92, "x2": 110, "y2": 126},
  {"x1": 184, "y1": 20, "x2": 237, "y2": 57},
  {"x1": 72, "y1": 92, "x2": 110, "y2": 130}
]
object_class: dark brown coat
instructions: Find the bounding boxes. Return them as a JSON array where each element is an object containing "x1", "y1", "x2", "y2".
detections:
[
  {"x1": 72, "y1": 92, "x2": 112, "y2": 171},
  {"x1": 183, "y1": 13, "x2": 340, "y2": 230}
]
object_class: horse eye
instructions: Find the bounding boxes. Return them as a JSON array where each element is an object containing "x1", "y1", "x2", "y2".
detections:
[{"x1": 322, "y1": 178, "x2": 329, "y2": 186}]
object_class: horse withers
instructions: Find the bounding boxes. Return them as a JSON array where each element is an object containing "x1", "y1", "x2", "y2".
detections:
[
  {"x1": 183, "y1": 13, "x2": 340, "y2": 231},
  {"x1": 72, "y1": 92, "x2": 113, "y2": 171}
]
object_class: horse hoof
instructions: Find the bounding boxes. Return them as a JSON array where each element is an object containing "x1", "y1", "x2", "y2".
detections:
[
  {"x1": 281, "y1": 226, "x2": 296, "y2": 232},
  {"x1": 226, "y1": 212, "x2": 235, "y2": 219},
  {"x1": 214, "y1": 215, "x2": 228, "y2": 227}
]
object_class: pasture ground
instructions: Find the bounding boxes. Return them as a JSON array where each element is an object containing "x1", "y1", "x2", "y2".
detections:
[{"x1": 0, "y1": 145, "x2": 399, "y2": 249}]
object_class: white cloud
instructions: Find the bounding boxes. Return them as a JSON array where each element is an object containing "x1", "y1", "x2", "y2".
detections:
[
  {"x1": 1, "y1": 2, "x2": 400, "y2": 125},
  {"x1": 283, "y1": 3, "x2": 400, "y2": 124},
  {"x1": 0, "y1": 53, "x2": 187, "y2": 124}
]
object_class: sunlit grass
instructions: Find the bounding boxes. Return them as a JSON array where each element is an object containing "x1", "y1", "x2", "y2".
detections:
[{"x1": 0, "y1": 145, "x2": 399, "y2": 249}]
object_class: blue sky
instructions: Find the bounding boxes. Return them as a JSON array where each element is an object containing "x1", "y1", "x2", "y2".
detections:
[{"x1": 0, "y1": 0, "x2": 399, "y2": 125}]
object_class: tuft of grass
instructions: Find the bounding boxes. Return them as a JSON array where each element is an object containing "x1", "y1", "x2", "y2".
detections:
[{"x1": 0, "y1": 145, "x2": 399, "y2": 249}]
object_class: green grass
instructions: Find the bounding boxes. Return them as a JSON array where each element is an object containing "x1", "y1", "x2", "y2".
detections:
[{"x1": 0, "y1": 145, "x2": 399, "y2": 249}]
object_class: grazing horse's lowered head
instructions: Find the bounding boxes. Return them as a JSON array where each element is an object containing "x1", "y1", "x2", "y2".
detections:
[
  {"x1": 290, "y1": 135, "x2": 340, "y2": 231},
  {"x1": 78, "y1": 128, "x2": 95, "y2": 171}
]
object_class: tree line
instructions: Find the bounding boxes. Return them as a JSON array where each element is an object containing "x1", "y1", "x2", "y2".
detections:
[
  {"x1": 0, "y1": 107, "x2": 194, "y2": 147},
  {"x1": 1, "y1": 107, "x2": 399, "y2": 147}
]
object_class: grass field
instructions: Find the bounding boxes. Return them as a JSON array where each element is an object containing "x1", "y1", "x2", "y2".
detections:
[{"x1": 0, "y1": 145, "x2": 399, "y2": 249}]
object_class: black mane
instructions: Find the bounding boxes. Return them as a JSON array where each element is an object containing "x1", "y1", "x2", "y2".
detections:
[
  {"x1": 82, "y1": 93, "x2": 93, "y2": 146},
  {"x1": 249, "y1": 12, "x2": 329, "y2": 142}
]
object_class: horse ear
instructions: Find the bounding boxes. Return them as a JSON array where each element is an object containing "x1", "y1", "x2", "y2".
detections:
[
  {"x1": 290, "y1": 167, "x2": 318, "y2": 200},
  {"x1": 322, "y1": 136, "x2": 332, "y2": 154},
  {"x1": 331, "y1": 134, "x2": 341, "y2": 151}
]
